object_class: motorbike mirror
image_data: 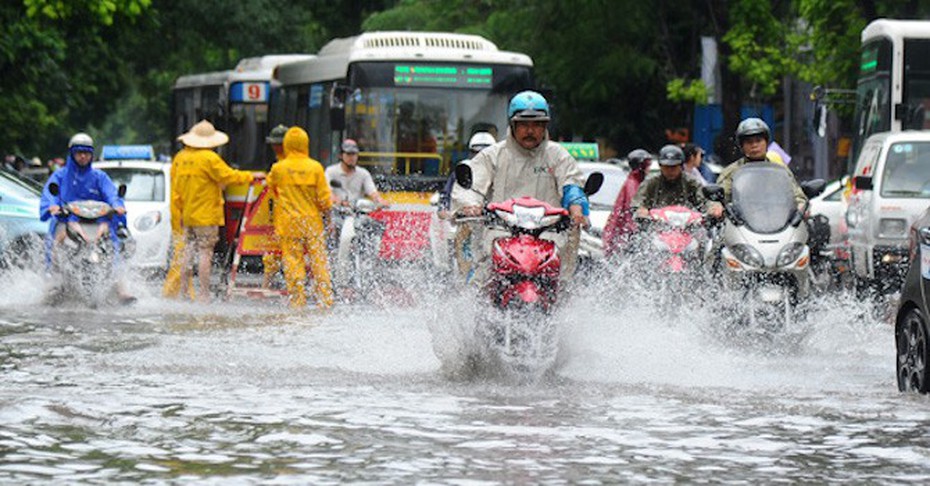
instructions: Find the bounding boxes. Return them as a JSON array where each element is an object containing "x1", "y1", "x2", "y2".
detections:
[
  {"x1": 583, "y1": 172, "x2": 604, "y2": 196},
  {"x1": 118, "y1": 184, "x2": 128, "y2": 198},
  {"x1": 48, "y1": 182, "x2": 60, "y2": 197},
  {"x1": 329, "y1": 179, "x2": 343, "y2": 189},
  {"x1": 455, "y1": 163, "x2": 473, "y2": 190},
  {"x1": 801, "y1": 179, "x2": 826, "y2": 198},
  {"x1": 853, "y1": 175, "x2": 873, "y2": 191},
  {"x1": 703, "y1": 184, "x2": 724, "y2": 202}
]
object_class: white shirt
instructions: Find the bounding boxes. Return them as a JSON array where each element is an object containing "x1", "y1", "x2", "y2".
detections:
[{"x1": 324, "y1": 163, "x2": 377, "y2": 203}]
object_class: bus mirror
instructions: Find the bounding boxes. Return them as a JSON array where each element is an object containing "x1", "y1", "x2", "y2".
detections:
[{"x1": 330, "y1": 107, "x2": 345, "y2": 131}]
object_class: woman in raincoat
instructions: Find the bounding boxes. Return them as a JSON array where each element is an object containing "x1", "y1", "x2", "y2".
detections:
[
  {"x1": 602, "y1": 149, "x2": 653, "y2": 257},
  {"x1": 267, "y1": 127, "x2": 334, "y2": 309},
  {"x1": 173, "y1": 120, "x2": 255, "y2": 302}
]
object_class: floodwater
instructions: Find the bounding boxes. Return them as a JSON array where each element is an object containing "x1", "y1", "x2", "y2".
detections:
[{"x1": 1, "y1": 266, "x2": 928, "y2": 484}]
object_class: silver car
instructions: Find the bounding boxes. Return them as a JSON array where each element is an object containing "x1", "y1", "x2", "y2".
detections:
[{"x1": 0, "y1": 169, "x2": 47, "y2": 270}]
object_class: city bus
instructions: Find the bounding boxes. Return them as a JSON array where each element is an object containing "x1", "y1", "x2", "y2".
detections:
[
  {"x1": 272, "y1": 31, "x2": 534, "y2": 261},
  {"x1": 852, "y1": 19, "x2": 930, "y2": 167},
  {"x1": 171, "y1": 54, "x2": 314, "y2": 245}
]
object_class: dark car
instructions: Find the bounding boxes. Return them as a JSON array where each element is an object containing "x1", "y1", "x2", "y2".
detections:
[{"x1": 895, "y1": 204, "x2": 930, "y2": 391}]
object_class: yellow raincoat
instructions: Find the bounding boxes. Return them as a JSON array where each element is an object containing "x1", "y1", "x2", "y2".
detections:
[
  {"x1": 267, "y1": 127, "x2": 334, "y2": 308},
  {"x1": 173, "y1": 147, "x2": 253, "y2": 227},
  {"x1": 162, "y1": 157, "x2": 194, "y2": 298},
  {"x1": 262, "y1": 151, "x2": 286, "y2": 284}
]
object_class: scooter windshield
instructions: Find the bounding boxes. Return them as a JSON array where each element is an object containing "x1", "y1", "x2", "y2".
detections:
[{"x1": 731, "y1": 163, "x2": 796, "y2": 234}]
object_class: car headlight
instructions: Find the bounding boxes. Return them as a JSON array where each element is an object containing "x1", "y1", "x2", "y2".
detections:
[
  {"x1": 133, "y1": 211, "x2": 162, "y2": 232},
  {"x1": 878, "y1": 218, "x2": 907, "y2": 238},
  {"x1": 776, "y1": 242, "x2": 805, "y2": 267},
  {"x1": 730, "y1": 244, "x2": 765, "y2": 267}
]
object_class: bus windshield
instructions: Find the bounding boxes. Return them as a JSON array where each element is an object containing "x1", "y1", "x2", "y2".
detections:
[
  {"x1": 904, "y1": 39, "x2": 930, "y2": 130},
  {"x1": 853, "y1": 39, "x2": 892, "y2": 160},
  {"x1": 226, "y1": 103, "x2": 270, "y2": 171},
  {"x1": 344, "y1": 61, "x2": 532, "y2": 191}
]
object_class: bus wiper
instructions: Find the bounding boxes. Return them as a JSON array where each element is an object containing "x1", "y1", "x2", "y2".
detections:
[{"x1": 883, "y1": 190, "x2": 924, "y2": 196}]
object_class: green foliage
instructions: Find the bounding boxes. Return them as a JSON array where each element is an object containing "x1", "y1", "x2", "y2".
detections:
[
  {"x1": 667, "y1": 79, "x2": 710, "y2": 105},
  {"x1": 24, "y1": 0, "x2": 151, "y2": 24}
]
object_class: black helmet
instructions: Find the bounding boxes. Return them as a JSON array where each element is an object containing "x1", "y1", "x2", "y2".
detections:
[
  {"x1": 627, "y1": 148, "x2": 652, "y2": 171},
  {"x1": 657, "y1": 144, "x2": 684, "y2": 166},
  {"x1": 735, "y1": 117, "x2": 770, "y2": 144}
]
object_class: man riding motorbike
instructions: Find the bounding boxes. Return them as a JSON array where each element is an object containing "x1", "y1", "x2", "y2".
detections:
[
  {"x1": 39, "y1": 132, "x2": 134, "y2": 303},
  {"x1": 631, "y1": 144, "x2": 714, "y2": 218},
  {"x1": 452, "y1": 90, "x2": 590, "y2": 287},
  {"x1": 716, "y1": 118, "x2": 807, "y2": 209}
]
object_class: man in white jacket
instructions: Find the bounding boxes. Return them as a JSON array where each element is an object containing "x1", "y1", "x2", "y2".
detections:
[{"x1": 454, "y1": 90, "x2": 590, "y2": 285}]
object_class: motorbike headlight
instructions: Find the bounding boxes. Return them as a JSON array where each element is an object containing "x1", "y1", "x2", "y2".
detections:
[
  {"x1": 684, "y1": 238, "x2": 699, "y2": 253},
  {"x1": 133, "y1": 211, "x2": 162, "y2": 232},
  {"x1": 652, "y1": 234, "x2": 669, "y2": 251},
  {"x1": 776, "y1": 242, "x2": 805, "y2": 267},
  {"x1": 730, "y1": 244, "x2": 765, "y2": 268},
  {"x1": 878, "y1": 218, "x2": 907, "y2": 238}
]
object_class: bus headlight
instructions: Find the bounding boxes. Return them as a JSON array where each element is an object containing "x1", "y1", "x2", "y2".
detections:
[{"x1": 134, "y1": 211, "x2": 162, "y2": 232}]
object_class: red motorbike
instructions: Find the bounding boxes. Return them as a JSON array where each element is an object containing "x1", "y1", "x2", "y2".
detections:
[
  {"x1": 641, "y1": 205, "x2": 706, "y2": 273},
  {"x1": 453, "y1": 165, "x2": 602, "y2": 379},
  {"x1": 485, "y1": 197, "x2": 571, "y2": 313}
]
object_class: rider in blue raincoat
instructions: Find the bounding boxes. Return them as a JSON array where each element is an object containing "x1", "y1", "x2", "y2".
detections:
[{"x1": 39, "y1": 133, "x2": 134, "y2": 302}]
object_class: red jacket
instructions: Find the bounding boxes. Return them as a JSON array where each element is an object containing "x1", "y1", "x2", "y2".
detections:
[{"x1": 602, "y1": 169, "x2": 647, "y2": 256}]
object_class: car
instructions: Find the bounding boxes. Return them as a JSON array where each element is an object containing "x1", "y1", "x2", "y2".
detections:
[
  {"x1": 809, "y1": 178, "x2": 848, "y2": 247},
  {"x1": 847, "y1": 131, "x2": 930, "y2": 296},
  {"x1": 0, "y1": 168, "x2": 47, "y2": 270},
  {"x1": 578, "y1": 161, "x2": 629, "y2": 261},
  {"x1": 95, "y1": 155, "x2": 172, "y2": 273},
  {"x1": 894, "y1": 205, "x2": 930, "y2": 392}
]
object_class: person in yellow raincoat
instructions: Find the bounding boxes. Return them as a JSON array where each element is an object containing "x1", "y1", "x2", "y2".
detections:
[
  {"x1": 261, "y1": 125, "x2": 288, "y2": 290},
  {"x1": 267, "y1": 126, "x2": 334, "y2": 309},
  {"x1": 173, "y1": 120, "x2": 256, "y2": 302},
  {"x1": 162, "y1": 157, "x2": 194, "y2": 299}
]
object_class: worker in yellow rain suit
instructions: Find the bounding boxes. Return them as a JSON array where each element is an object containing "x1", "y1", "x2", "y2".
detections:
[
  {"x1": 173, "y1": 120, "x2": 256, "y2": 302},
  {"x1": 261, "y1": 125, "x2": 288, "y2": 290},
  {"x1": 162, "y1": 156, "x2": 194, "y2": 299},
  {"x1": 267, "y1": 127, "x2": 334, "y2": 309}
]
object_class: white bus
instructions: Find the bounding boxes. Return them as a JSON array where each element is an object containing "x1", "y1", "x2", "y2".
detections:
[
  {"x1": 271, "y1": 31, "x2": 534, "y2": 261},
  {"x1": 273, "y1": 31, "x2": 534, "y2": 189},
  {"x1": 171, "y1": 54, "x2": 314, "y2": 246},
  {"x1": 853, "y1": 19, "x2": 930, "y2": 164}
]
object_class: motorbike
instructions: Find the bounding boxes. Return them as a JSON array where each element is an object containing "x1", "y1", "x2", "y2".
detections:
[
  {"x1": 454, "y1": 164, "x2": 603, "y2": 379},
  {"x1": 705, "y1": 163, "x2": 825, "y2": 334},
  {"x1": 46, "y1": 182, "x2": 130, "y2": 306},
  {"x1": 631, "y1": 205, "x2": 708, "y2": 312},
  {"x1": 329, "y1": 180, "x2": 387, "y2": 295}
]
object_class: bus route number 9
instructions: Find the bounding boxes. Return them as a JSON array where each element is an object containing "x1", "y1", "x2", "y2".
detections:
[{"x1": 241, "y1": 82, "x2": 267, "y2": 103}]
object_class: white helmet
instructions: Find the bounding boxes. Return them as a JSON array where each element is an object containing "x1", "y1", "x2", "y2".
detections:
[
  {"x1": 68, "y1": 132, "x2": 94, "y2": 149},
  {"x1": 468, "y1": 132, "x2": 496, "y2": 152}
]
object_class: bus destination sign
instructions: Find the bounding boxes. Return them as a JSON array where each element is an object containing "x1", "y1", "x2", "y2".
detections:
[{"x1": 394, "y1": 65, "x2": 493, "y2": 89}]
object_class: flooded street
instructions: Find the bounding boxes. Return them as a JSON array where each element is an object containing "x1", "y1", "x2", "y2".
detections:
[{"x1": 1, "y1": 268, "x2": 928, "y2": 484}]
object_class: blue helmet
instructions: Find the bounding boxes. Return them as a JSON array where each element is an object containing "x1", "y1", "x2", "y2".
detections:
[{"x1": 508, "y1": 90, "x2": 550, "y2": 121}]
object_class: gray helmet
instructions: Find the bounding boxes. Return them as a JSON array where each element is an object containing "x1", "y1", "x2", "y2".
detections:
[
  {"x1": 265, "y1": 125, "x2": 288, "y2": 144},
  {"x1": 657, "y1": 144, "x2": 684, "y2": 166},
  {"x1": 627, "y1": 148, "x2": 652, "y2": 171},
  {"x1": 735, "y1": 117, "x2": 770, "y2": 144}
]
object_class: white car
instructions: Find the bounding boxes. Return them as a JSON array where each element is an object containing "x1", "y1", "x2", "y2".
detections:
[
  {"x1": 578, "y1": 161, "x2": 630, "y2": 261},
  {"x1": 96, "y1": 159, "x2": 172, "y2": 272},
  {"x1": 809, "y1": 178, "x2": 847, "y2": 247}
]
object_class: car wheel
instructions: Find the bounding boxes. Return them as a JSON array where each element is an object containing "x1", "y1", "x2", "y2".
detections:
[{"x1": 897, "y1": 308, "x2": 930, "y2": 393}]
